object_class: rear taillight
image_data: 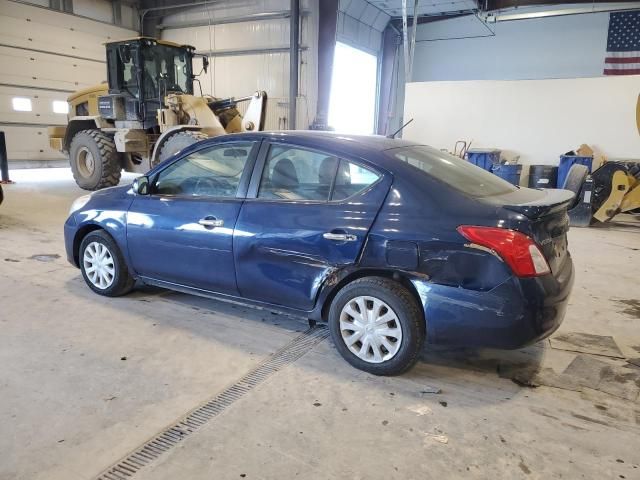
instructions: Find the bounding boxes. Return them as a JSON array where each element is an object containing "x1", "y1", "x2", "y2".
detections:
[{"x1": 457, "y1": 226, "x2": 551, "y2": 278}]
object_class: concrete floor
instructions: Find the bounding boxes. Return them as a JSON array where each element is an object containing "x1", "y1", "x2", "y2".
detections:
[{"x1": 1, "y1": 169, "x2": 639, "y2": 480}]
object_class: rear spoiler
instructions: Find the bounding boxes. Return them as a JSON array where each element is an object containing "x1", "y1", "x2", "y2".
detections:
[{"x1": 503, "y1": 189, "x2": 575, "y2": 219}]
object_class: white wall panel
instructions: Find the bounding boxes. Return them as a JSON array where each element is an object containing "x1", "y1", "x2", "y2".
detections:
[
  {"x1": 0, "y1": 46, "x2": 105, "y2": 91},
  {"x1": 410, "y1": 11, "x2": 609, "y2": 82},
  {"x1": 121, "y1": 4, "x2": 136, "y2": 30},
  {"x1": 403, "y1": 77, "x2": 640, "y2": 165},
  {"x1": 163, "y1": 19, "x2": 290, "y2": 51},
  {"x1": 213, "y1": 54, "x2": 289, "y2": 98},
  {"x1": 1, "y1": 125, "x2": 65, "y2": 161},
  {"x1": 1, "y1": 85, "x2": 71, "y2": 126},
  {"x1": 73, "y1": 0, "x2": 113, "y2": 24},
  {"x1": 160, "y1": 0, "x2": 293, "y2": 26},
  {"x1": 0, "y1": 0, "x2": 136, "y2": 61}
]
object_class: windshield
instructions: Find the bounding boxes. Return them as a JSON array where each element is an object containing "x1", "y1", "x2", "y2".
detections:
[
  {"x1": 388, "y1": 145, "x2": 518, "y2": 198},
  {"x1": 141, "y1": 44, "x2": 193, "y2": 98}
]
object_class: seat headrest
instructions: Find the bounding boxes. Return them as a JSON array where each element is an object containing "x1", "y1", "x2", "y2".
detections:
[
  {"x1": 318, "y1": 157, "x2": 338, "y2": 185},
  {"x1": 271, "y1": 158, "x2": 299, "y2": 188}
]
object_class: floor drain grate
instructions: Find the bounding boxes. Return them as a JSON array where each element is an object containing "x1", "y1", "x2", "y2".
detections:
[{"x1": 94, "y1": 325, "x2": 329, "y2": 480}]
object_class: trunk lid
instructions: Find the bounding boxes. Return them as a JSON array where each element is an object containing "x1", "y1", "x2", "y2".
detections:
[{"x1": 485, "y1": 188, "x2": 574, "y2": 275}]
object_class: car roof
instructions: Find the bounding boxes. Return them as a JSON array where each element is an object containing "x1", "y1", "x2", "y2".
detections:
[
  {"x1": 248, "y1": 130, "x2": 419, "y2": 151},
  {"x1": 208, "y1": 130, "x2": 423, "y2": 172},
  {"x1": 150, "y1": 130, "x2": 427, "y2": 179}
]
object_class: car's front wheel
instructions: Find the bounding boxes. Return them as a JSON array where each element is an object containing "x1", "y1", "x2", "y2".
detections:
[
  {"x1": 328, "y1": 277, "x2": 425, "y2": 376},
  {"x1": 79, "y1": 230, "x2": 135, "y2": 297}
]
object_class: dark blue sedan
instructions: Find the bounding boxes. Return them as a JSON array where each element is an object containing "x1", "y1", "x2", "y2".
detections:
[{"x1": 64, "y1": 131, "x2": 574, "y2": 375}]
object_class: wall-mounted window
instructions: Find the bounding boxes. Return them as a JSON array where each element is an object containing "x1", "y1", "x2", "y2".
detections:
[
  {"x1": 52, "y1": 100, "x2": 69, "y2": 114},
  {"x1": 12, "y1": 97, "x2": 32, "y2": 112}
]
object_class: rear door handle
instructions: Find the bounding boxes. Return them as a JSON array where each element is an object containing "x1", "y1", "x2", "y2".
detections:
[
  {"x1": 323, "y1": 232, "x2": 357, "y2": 242},
  {"x1": 199, "y1": 217, "x2": 224, "y2": 228}
]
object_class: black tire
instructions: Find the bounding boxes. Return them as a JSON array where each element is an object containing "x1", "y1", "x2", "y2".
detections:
[
  {"x1": 562, "y1": 164, "x2": 589, "y2": 208},
  {"x1": 79, "y1": 230, "x2": 135, "y2": 297},
  {"x1": 69, "y1": 130, "x2": 122, "y2": 191},
  {"x1": 328, "y1": 277, "x2": 425, "y2": 376},
  {"x1": 562, "y1": 164, "x2": 588, "y2": 193},
  {"x1": 157, "y1": 131, "x2": 208, "y2": 164}
]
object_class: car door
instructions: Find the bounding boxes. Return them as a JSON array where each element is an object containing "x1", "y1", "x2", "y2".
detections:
[
  {"x1": 233, "y1": 141, "x2": 392, "y2": 311},
  {"x1": 126, "y1": 140, "x2": 259, "y2": 294}
]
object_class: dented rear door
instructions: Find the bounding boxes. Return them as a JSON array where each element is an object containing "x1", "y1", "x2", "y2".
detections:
[{"x1": 233, "y1": 143, "x2": 391, "y2": 311}]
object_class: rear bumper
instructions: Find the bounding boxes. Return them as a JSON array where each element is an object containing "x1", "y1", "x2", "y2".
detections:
[{"x1": 412, "y1": 253, "x2": 574, "y2": 349}]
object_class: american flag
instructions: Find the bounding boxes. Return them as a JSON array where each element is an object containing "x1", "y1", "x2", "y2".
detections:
[{"x1": 604, "y1": 10, "x2": 640, "y2": 75}]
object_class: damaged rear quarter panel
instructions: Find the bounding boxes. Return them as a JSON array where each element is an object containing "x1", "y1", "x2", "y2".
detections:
[{"x1": 358, "y1": 171, "x2": 530, "y2": 345}]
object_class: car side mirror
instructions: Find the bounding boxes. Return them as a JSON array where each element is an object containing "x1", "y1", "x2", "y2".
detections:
[{"x1": 133, "y1": 176, "x2": 149, "y2": 195}]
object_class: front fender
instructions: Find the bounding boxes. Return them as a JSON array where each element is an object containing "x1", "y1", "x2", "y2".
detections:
[
  {"x1": 68, "y1": 186, "x2": 135, "y2": 272},
  {"x1": 63, "y1": 116, "x2": 113, "y2": 151}
]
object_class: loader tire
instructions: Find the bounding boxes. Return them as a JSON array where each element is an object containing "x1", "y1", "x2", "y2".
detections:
[
  {"x1": 157, "y1": 131, "x2": 209, "y2": 164},
  {"x1": 69, "y1": 130, "x2": 121, "y2": 191}
]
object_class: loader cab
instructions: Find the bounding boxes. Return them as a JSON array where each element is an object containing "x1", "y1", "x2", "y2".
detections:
[{"x1": 103, "y1": 38, "x2": 196, "y2": 129}]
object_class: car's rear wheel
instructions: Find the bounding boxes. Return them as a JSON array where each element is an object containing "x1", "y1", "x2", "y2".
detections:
[
  {"x1": 79, "y1": 230, "x2": 135, "y2": 297},
  {"x1": 328, "y1": 277, "x2": 425, "y2": 376}
]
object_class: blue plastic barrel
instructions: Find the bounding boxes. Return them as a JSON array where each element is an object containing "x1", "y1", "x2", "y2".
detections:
[
  {"x1": 558, "y1": 155, "x2": 592, "y2": 188},
  {"x1": 466, "y1": 149, "x2": 501, "y2": 172},
  {"x1": 492, "y1": 164, "x2": 523, "y2": 186}
]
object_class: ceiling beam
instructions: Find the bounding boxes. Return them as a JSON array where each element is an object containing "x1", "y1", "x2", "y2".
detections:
[{"x1": 389, "y1": 10, "x2": 477, "y2": 30}]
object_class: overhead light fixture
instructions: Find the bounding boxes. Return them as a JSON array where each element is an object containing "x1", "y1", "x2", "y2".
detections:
[{"x1": 482, "y1": 2, "x2": 640, "y2": 22}]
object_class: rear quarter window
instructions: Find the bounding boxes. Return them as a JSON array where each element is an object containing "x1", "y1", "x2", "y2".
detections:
[
  {"x1": 331, "y1": 160, "x2": 380, "y2": 201},
  {"x1": 389, "y1": 145, "x2": 517, "y2": 198}
]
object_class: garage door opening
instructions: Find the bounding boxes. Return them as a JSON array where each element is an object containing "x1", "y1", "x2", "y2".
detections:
[{"x1": 328, "y1": 42, "x2": 378, "y2": 135}]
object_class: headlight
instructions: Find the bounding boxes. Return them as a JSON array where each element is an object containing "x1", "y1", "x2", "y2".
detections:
[{"x1": 69, "y1": 194, "x2": 91, "y2": 215}]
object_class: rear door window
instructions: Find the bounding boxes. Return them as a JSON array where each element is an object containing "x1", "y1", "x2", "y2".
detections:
[
  {"x1": 257, "y1": 145, "x2": 380, "y2": 201},
  {"x1": 389, "y1": 145, "x2": 517, "y2": 197},
  {"x1": 258, "y1": 146, "x2": 338, "y2": 201}
]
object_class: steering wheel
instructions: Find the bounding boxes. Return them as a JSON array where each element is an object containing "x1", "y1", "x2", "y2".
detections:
[{"x1": 180, "y1": 176, "x2": 225, "y2": 196}]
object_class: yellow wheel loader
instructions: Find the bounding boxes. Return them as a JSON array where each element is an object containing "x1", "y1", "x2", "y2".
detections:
[{"x1": 48, "y1": 37, "x2": 267, "y2": 190}]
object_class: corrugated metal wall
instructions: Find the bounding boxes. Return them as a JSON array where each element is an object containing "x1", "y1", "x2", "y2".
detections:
[
  {"x1": 0, "y1": 0, "x2": 138, "y2": 165},
  {"x1": 160, "y1": 0, "x2": 318, "y2": 131}
]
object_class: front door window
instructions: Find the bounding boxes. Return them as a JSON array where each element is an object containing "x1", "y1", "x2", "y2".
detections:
[{"x1": 154, "y1": 142, "x2": 255, "y2": 198}]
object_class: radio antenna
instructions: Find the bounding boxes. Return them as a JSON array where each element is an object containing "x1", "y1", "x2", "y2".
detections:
[{"x1": 387, "y1": 118, "x2": 413, "y2": 139}]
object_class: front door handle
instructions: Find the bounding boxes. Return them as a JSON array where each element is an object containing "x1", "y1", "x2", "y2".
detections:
[
  {"x1": 199, "y1": 217, "x2": 224, "y2": 228},
  {"x1": 323, "y1": 232, "x2": 357, "y2": 242}
]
